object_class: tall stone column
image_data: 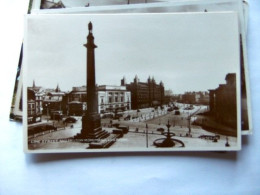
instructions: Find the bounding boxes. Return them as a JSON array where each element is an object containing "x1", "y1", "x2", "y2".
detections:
[
  {"x1": 77, "y1": 22, "x2": 109, "y2": 140},
  {"x1": 85, "y1": 22, "x2": 98, "y2": 114}
]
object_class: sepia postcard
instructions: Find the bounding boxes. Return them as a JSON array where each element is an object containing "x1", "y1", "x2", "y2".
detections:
[
  {"x1": 31, "y1": 0, "x2": 182, "y2": 11},
  {"x1": 10, "y1": 45, "x2": 23, "y2": 122},
  {"x1": 23, "y1": 13, "x2": 241, "y2": 152},
  {"x1": 16, "y1": 0, "x2": 251, "y2": 133}
]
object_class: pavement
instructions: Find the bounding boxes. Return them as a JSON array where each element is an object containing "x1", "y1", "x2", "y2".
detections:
[
  {"x1": 193, "y1": 115, "x2": 237, "y2": 136},
  {"x1": 27, "y1": 104, "x2": 237, "y2": 151}
]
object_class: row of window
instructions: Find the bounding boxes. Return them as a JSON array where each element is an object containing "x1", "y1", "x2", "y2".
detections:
[
  {"x1": 108, "y1": 97, "x2": 125, "y2": 103},
  {"x1": 108, "y1": 92, "x2": 125, "y2": 96}
]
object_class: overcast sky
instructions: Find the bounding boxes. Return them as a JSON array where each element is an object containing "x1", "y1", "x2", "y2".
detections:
[{"x1": 25, "y1": 13, "x2": 239, "y2": 94}]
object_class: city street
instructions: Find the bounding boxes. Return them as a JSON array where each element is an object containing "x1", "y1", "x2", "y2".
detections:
[{"x1": 27, "y1": 103, "x2": 237, "y2": 150}]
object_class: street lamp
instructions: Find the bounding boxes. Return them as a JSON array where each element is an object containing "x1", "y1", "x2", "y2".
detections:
[
  {"x1": 45, "y1": 103, "x2": 50, "y2": 122},
  {"x1": 225, "y1": 137, "x2": 230, "y2": 147},
  {"x1": 187, "y1": 113, "x2": 191, "y2": 136}
]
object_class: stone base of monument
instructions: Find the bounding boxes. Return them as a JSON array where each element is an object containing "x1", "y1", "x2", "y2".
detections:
[
  {"x1": 74, "y1": 113, "x2": 110, "y2": 142},
  {"x1": 74, "y1": 127, "x2": 110, "y2": 143}
]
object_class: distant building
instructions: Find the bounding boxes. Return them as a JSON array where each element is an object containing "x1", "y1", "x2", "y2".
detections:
[
  {"x1": 67, "y1": 85, "x2": 131, "y2": 115},
  {"x1": 121, "y1": 76, "x2": 164, "y2": 109},
  {"x1": 209, "y1": 73, "x2": 237, "y2": 129},
  {"x1": 27, "y1": 81, "x2": 44, "y2": 123},
  {"x1": 42, "y1": 84, "x2": 67, "y2": 117},
  {"x1": 28, "y1": 81, "x2": 45, "y2": 115},
  {"x1": 68, "y1": 86, "x2": 87, "y2": 116},
  {"x1": 164, "y1": 89, "x2": 174, "y2": 104},
  {"x1": 180, "y1": 91, "x2": 209, "y2": 105},
  {"x1": 27, "y1": 88, "x2": 36, "y2": 122},
  {"x1": 98, "y1": 85, "x2": 131, "y2": 114}
]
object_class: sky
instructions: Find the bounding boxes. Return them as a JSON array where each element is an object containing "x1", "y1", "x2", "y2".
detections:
[{"x1": 25, "y1": 12, "x2": 240, "y2": 94}]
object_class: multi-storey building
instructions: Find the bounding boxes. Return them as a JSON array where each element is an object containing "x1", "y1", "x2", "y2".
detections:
[
  {"x1": 67, "y1": 85, "x2": 131, "y2": 115},
  {"x1": 121, "y1": 76, "x2": 164, "y2": 109},
  {"x1": 98, "y1": 85, "x2": 131, "y2": 114},
  {"x1": 67, "y1": 86, "x2": 87, "y2": 116},
  {"x1": 42, "y1": 85, "x2": 67, "y2": 117},
  {"x1": 209, "y1": 73, "x2": 237, "y2": 129},
  {"x1": 27, "y1": 81, "x2": 44, "y2": 123}
]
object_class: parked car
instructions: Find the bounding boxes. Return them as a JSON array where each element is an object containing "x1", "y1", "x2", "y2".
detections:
[
  {"x1": 114, "y1": 113, "x2": 123, "y2": 120},
  {"x1": 64, "y1": 116, "x2": 77, "y2": 123},
  {"x1": 175, "y1": 110, "x2": 180, "y2": 115},
  {"x1": 157, "y1": 128, "x2": 165, "y2": 132},
  {"x1": 112, "y1": 123, "x2": 120, "y2": 128},
  {"x1": 102, "y1": 113, "x2": 114, "y2": 119},
  {"x1": 51, "y1": 111, "x2": 63, "y2": 120},
  {"x1": 124, "y1": 115, "x2": 131, "y2": 120},
  {"x1": 117, "y1": 126, "x2": 129, "y2": 134},
  {"x1": 112, "y1": 129, "x2": 124, "y2": 137},
  {"x1": 167, "y1": 108, "x2": 174, "y2": 112}
]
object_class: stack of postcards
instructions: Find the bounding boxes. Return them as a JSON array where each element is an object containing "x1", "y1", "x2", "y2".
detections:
[{"x1": 10, "y1": 0, "x2": 252, "y2": 153}]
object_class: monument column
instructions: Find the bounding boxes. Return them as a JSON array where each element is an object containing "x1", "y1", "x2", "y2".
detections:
[
  {"x1": 85, "y1": 22, "x2": 98, "y2": 114},
  {"x1": 77, "y1": 22, "x2": 109, "y2": 140}
]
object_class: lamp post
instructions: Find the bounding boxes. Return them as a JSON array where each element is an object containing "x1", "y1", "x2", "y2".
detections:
[
  {"x1": 46, "y1": 103, "x2": 50, "y2": 122},
  {"x1": 166, "y1": 120, "x2": 171, "y2": 138},
  {"x1": 172, "y1": 117, "x2": 175, "y2": 127},
  {"x1": 188, "y1": 114, "x2": 191, "y2": 135}
]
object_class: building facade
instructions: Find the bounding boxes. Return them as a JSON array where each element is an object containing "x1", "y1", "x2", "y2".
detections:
[
  {"x1": 122, "y1": 76, "x2": 164, "y2": 109},
  {"x1": 67, "y1": 85, "x2": 131, "y2": 115},
  {"x1": 98, "y1": 85, "x2": 131, "y2": 114},
  {"x1": 41, "y1": 85, "x2": 68, "y2": 118},
  {"x1": 27, "y1": 81, "x2": 45, "y2": 123},
  {"x1": 181, "y1": 91, "x2": 209, "y2": 105},
  {"x1": 209, "y1": 73, "x2": 237, "y2": 129},
  {"x1": 68, "y1": 86, "x2": 87, "y2": 116}
]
